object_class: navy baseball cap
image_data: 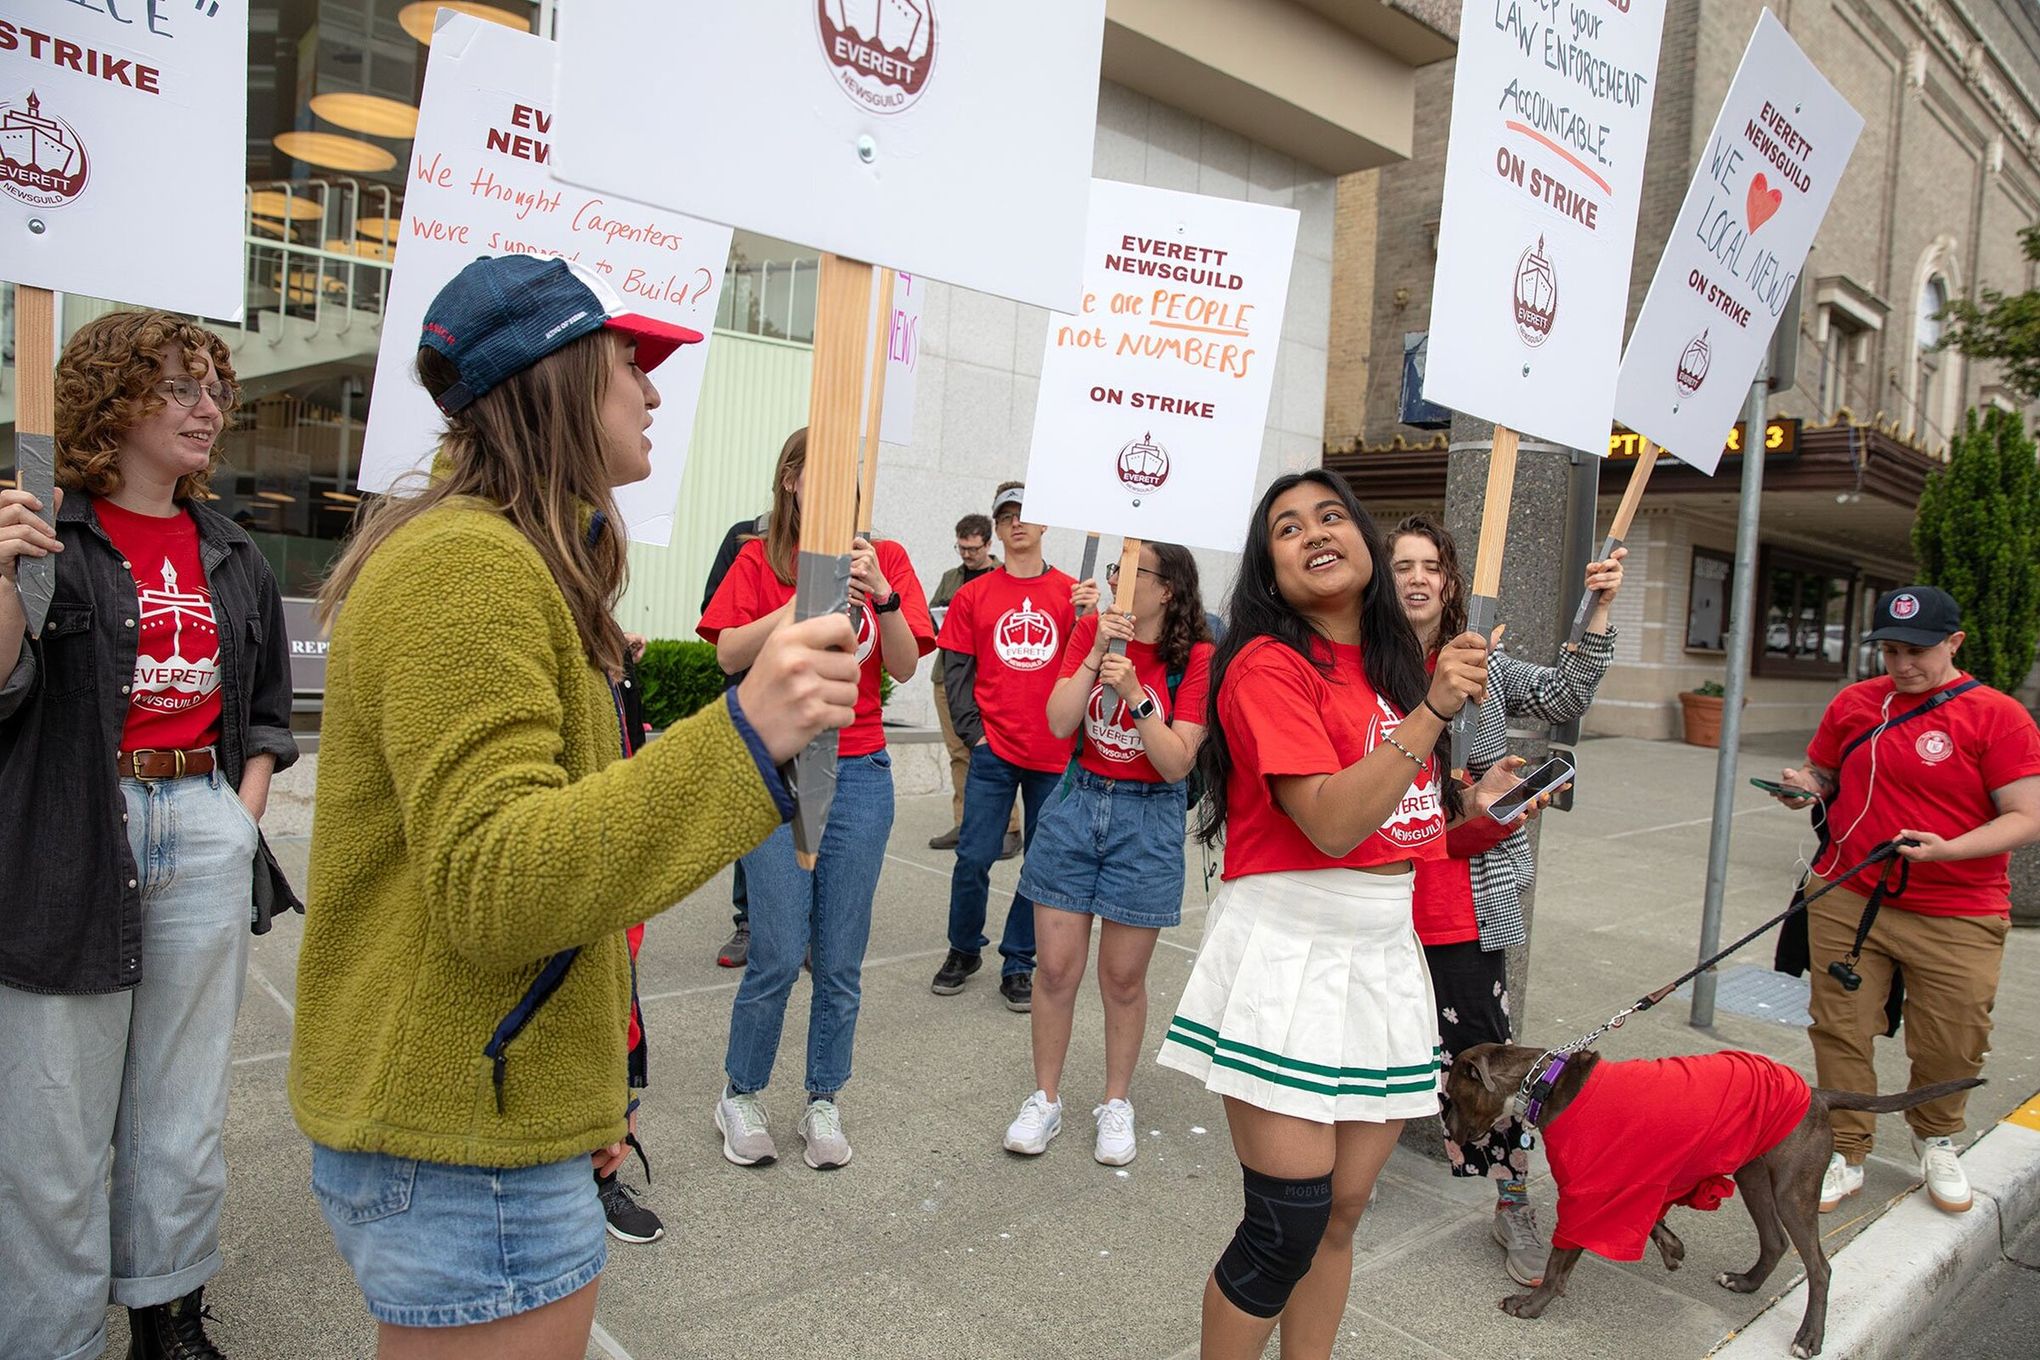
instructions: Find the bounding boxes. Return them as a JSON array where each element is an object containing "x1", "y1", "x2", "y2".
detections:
[
  {"x1": 1864, "y1": 586, "x2": 1962, "y2": 646},
  {"x1": 420, "y1": 255, "x2": 703, "y2": 414}
]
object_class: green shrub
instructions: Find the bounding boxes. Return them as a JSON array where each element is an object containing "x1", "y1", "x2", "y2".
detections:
[
  {"x1": 1912, "y1": 407, "x2": 2040, "y2": 693},
  {"x1": 636, "y1": 639, "x2": 729, "y2": 730}
]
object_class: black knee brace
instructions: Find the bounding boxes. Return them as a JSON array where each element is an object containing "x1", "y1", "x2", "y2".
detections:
[{"x1": 1213, "y1": 1165, "x2": 1334, "y2": 1318}]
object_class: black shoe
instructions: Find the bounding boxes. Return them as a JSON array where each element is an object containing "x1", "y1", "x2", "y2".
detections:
[
  {"x1": 998, "y1": 830, "x2": 1023, "y2": 861},
  {"x1": 931, "y1": 948, "x2": 982, "y2": 995},
  {"x1": 129, "y1": 1287, "x2": 226, "y2": 1360},
  {"x1": 598, "y1": 1173, "x2": 666, "y2": 1244},
  {"x1": 928, "y1": 826, "x2": 962, "y2": 850},
  {"x1": 1000, "y1": 972, "x2": 1034, "y2": 1013},
  {"x1": 717, "y1": 921, "x2": 750, "y2": 968}
]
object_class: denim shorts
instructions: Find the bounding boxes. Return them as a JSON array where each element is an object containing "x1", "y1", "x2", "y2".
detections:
[
  {"x1": 1018, "y1": 769, "x2": 1189, "y2": 928},
  {"x1": 310, "y1": 1145, "x2": 605, "y2": 1328}
]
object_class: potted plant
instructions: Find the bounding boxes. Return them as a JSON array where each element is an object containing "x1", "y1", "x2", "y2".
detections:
[{"x1": 1680, "y1": 679, "x2": 1728, "y2": 748}]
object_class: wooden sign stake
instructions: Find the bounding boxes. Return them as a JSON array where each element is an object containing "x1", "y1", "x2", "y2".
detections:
[
  {"x1": 789, "y1": 253, "x2": 878, "y2": 868},
  {"x1": 11, "y1": 285, "x2": 58, "y2": 638},
  {"x1": 1565, "y1": 439, "x2": 1658, "y2": 645},
  {"x1": 854, "y1": 267, "x2": 896, "y2": 539},
  {"x1": 1105, "y1": 536, "x2": 1143, "y2": 658},
  {"x1": 1453, "y1": 424, "x2": 1519, "y2": 773}
]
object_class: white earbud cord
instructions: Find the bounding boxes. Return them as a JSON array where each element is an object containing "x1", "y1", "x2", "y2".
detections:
[{"x1": 1799, "y1": 691, "x2": 1894, "y2": 881}]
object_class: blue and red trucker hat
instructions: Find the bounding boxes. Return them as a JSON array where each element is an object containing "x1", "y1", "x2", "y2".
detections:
[{"x1": 420, "y1": 255, "x2": 703, "y2": 414}]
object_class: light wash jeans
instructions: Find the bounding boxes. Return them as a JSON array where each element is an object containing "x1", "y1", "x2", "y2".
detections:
[
  {"x1": 725, "y1": 752, "x2": 894, "y2": 1099},
  {"x1": 0, "y1": 772, "x2": 257, "y2": 1360}
]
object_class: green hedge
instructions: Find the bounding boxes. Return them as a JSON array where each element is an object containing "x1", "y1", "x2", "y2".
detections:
[{"x1": 636, "y1": 639, "x2": 729, "y2": 730}]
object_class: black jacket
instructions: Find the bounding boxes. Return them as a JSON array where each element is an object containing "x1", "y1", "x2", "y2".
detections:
[{"x1": 0, "y1": 494, "x2": 301, "y2": 995}]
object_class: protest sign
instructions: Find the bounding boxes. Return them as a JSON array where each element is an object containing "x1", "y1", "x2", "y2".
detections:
[
  {"x1": 1, "y1": 1, "x2": 247, "y2": 318},
  {"x1": 1423, "y1": 0, "x2": 1667, "y2": 452},
  {"x1": 1021, "y1": 179, "x2": 1300, "y2": 555},
  {"x1": 550, "y1": 1, "x2": 1103, "y2": 314},
  {"x1": 357, "y1": 13, "x2": 730, "y2": 545},
  {"x1": 1613, "y1": 11, "x2": 1862, "y2": 474},
  {"x1": 879, "y1": 271, "x2": 923, "y2": 446}
]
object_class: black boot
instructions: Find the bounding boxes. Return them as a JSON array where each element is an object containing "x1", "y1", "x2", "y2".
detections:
[{"x1": 128, "y1": 1286, "x2": 227, "y2": 1360}]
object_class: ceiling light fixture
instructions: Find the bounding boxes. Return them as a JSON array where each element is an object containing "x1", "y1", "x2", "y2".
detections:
[
  {"x1": 311, "y1": 92, "x2": 420, "y2": 139},
  {"x1": 397, "y1": 2, "x2": 531, "y2": 45},
  {"x1": 274, "y1": 131, "x2": 397, "y2": 174}
]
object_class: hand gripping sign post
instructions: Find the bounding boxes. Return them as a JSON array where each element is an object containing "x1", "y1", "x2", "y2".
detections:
[
  {"x1": 3, "y1": 1, "x2": 248, "y2": 637},
  {"x1": 1022, "y1": 178, "x2": 1299, "y2": 646},
  {"x1": 1421, "y1": 0, "x2": 1667, "y2": 770},
  {"x1": 552, "y1": 1, "x2": 1105, "y2": 865},
  {"x1": 356, "y1": 13, "x2": 732, "y2": 545}
]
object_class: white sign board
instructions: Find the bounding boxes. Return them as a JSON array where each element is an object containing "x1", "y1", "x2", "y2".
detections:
[
  {"x1": 1, "y1": 0, "x2": 246, "y2": 318},
  {"x1": 1020, "y1": 180, "x2": 1299, "y2": 554},
  {"x1": 358, "y1": 15, "x2": 731, "y2": 545},
  {"x1": 879, "y1": 271, "x2": 923, "y2": 446},
  {"x1": 1613, "y1": 11, "x2": 1862, "y2": 474},
  {"x1": 551, "y1": 1, "x2": 1104, "y2": 313},
  {"x1": 1423, "y1": 0, "x2": 1667, "y2": 451}
]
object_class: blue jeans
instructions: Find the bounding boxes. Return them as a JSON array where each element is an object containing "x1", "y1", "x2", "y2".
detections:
[
  {"x1": 725, "y1": 752, "x2": 895, "y2": 1099},
  {"x1": 948, "y1": 743, "x2": 1059, "y2": 977},
  {"x1": 0, "y1": 773, "x2": 257, "y2": 1360}
]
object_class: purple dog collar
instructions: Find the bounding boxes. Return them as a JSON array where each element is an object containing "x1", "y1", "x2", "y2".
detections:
[{"x1": 1519, "y1": 1053, "x2": 1570, "y2": 1128}]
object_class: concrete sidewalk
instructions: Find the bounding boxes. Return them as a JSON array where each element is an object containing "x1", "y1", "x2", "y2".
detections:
[{"x1": 115, "y1": 733, "x2": 2039, "y2": 1359}]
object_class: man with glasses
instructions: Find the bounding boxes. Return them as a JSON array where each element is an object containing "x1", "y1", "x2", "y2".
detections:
[{"x1": 927, "y1": 512, "x2": 1020, "y2": 855}]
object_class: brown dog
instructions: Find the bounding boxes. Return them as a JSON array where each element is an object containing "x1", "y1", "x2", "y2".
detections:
[{"x1": 1443, "y1": 1042, "x2": 1983, "y2": 1358}]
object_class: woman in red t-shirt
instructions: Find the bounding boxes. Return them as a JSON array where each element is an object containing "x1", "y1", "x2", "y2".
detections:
[
  {"x1": 1002, "y1": 542, "x2": 1214, "y2": 1167},
  {"x1": 1155, "y1": 469, "x2": 1490, "y2": 1358},
  {"x1": 698, "y1": 428, "x2": 935, "y2": 1172}
]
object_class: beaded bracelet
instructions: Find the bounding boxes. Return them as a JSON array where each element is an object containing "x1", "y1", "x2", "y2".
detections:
[{"x1": 1383, "y1": 734, "x2": 1426, "y2": 769}]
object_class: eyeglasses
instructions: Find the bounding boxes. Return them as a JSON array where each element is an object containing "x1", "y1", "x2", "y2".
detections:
[
  {"x1": 1106, "y1": 564, "x2": 1161, "y2": 584},
  {"x1": 156, "y1": 377, "x2": 237, "y2": 410},
  {"x1": 956, "y1": 540, "x2": 988, "y2": 554},
  {"x1": 993, "y1": 512, "x2": 1020, "y2": 526}
]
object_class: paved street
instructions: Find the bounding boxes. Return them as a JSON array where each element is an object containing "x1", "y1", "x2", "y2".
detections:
[{"x1": 109, "y1": 733, "x2": 2040, "y2": 1359}]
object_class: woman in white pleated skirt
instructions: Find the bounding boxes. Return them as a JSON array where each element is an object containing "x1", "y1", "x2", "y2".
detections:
[{"x1": 1154, "y1": 469, "x2": 1493, "y2": 1360}]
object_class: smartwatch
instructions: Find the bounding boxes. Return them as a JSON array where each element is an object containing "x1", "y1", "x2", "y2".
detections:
[
  {"x1": 872, "y1": 591, "x2": 902, "y2": 614},
  {"x1": 1128, "y1": 695, "x2": 1158, "y2": 721}
]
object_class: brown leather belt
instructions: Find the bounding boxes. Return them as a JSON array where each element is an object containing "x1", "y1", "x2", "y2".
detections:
[{"x1": 123, "y1": 747, "x2": 217, "y2": 780}]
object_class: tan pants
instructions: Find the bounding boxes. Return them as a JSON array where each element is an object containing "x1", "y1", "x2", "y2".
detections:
[
  {"x1": 1805, "y1": 874, "x2": 2010, "y2": 1161},
  {"x1": 932, "y1": 675, "x2": 1020, "y2": 835}
]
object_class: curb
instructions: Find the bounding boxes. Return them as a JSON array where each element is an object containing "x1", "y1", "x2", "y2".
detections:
[{"x1": 1709, "y1": 1095, "x2": 2040, "y2": 1359}]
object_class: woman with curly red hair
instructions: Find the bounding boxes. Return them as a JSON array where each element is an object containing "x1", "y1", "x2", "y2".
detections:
[{"x1": 0, "y1": 310, "x2": 299, "y2": 1360}]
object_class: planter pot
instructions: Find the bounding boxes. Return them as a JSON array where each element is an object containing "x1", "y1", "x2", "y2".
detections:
[{"x1": 1680, "y1": 692, "x2": 1726, "y2": 747}]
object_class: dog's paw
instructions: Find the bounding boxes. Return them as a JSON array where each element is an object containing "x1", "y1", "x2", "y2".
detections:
[
  {"x1": 1499, "y1": 1292, "x2": 1548, "y2": 1319},
  {"x1": 1790, "y1": 1326, "x2": 1824, "y2": 1358},
  {"x1": 1717, "y1": 1270, "x2": 1760, "y2": 1294}
]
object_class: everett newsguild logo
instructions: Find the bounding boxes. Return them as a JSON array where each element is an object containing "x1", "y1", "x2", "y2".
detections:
[
  {"x1": 1889, "y1": 594, "x2": 1920, "y2": 620},
  {"x1": 1676, "y1": 330, "x2": 1711, "y2": 397},
  {"x1": 1915, "y1": 729, "x2": 1954, "y2": 765},
  {"x1": 1367, "y1": 696, "x2": 1441, "y2": 847},
  {"x1": 0, "y1": 90, "x2": 89, "y2": 209},
  {"x1": 1085, "y1": 682, "x2": 1162, "y2": 764},
  {"x1": 1512, "y1": 236, "x2": 1557, "y2": 348},
  {"x1": 816, "y1": 0, "x2": 936, "y2": 116},
  {"x1": 993, "y1": 598, "x2": 1058, "y2": 671},
  {"x1": 854, "y1": 598, "x2": 877, "y2": 665},
  {"x1": 1117, "y1": 433, "x2": 1168, "y2": 495}
]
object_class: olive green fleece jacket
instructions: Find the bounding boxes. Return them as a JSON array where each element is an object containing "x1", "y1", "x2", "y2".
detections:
[{"x1": 290, "y1": 501, "x2": 783, "y2": 1167}]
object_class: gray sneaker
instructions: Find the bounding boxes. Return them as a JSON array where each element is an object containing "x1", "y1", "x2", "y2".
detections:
[
  {"x1": 800, "y1": 1098, "x2": 853, "y2": 1170},
  {"x1": 1492, "y1": 1202, "x2": 1548, "y2": 1287},
  {"x1": 714, "y1": 1088, "x2": 777, "y2": 1166}
]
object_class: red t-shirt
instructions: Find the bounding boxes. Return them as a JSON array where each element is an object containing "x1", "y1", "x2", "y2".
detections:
[
  {"x1": 936, "y1": 565, "x2": 1078, "y2": 774},
  {"x1": 94, "y1": 499, "x2": 223, "y2": 756},
  {"x1": 1412, "y1": 858, "x2": 1478, "y2": 946},
  {"x1": 1060, "y1": 615, "x2": 1214, "y2": 783},
  {"x1": 1216, "y1": 636, "x2": 1445, "y2": 879},
  {"x1": 697, "y1": 538, "x2": 935, "y2": 758},
  {"x1": 1808, "y1": 673, "x2": 2040, "y2": 916}
]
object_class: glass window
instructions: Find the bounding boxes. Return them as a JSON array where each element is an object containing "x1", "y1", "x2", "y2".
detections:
[
  {"x1": 1754, "y1": 550, "x2": 1854, "y2": 679},
  {"x1": 1685, "y1": 548, "x2": 1734, "y2": 652},
  {"x1": 1917, "y1": 275, "x2": 1948, "y2": 352}
]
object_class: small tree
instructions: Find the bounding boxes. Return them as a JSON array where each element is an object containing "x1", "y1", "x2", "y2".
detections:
[
  {"x1": 1938, "y1": 225, "x2": 2040, "y2": 400},
  {"x1": 1911, "y1": 406, "x2": 2040, "y2": 693}
]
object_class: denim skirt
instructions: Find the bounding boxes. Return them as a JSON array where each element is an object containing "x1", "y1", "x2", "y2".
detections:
[
  {"x1": 310, "y1": 1145, "x2": 605, "y2": 1327},
  {"x1": 1017, "y1": 769, "x2": 1188, "y2": 928}
]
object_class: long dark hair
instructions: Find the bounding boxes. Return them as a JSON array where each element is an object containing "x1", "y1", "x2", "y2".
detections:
[
  {"x1": 1146, "y1": 542, "x2": 1211, "y2": 673},
  {"x1": 1193, "y1": 468, "x2": 1456, "y2": 846},
  {"x1": 1389, "y1": 513, "x2": 1468, "y2": 647}
]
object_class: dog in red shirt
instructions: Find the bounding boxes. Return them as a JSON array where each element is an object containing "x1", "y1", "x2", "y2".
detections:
[{"x1": 1444, "y1": 1042, "x2": 1981, "y2": 1358}]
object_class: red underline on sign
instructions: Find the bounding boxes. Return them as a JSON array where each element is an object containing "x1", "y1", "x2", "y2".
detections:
[
  {"x1": 1148, "y1": 321, "x2": 1252, "y2": 338},
  {"x1": 1505, "y1": 121, "x2": 1613, "y2": 196}
]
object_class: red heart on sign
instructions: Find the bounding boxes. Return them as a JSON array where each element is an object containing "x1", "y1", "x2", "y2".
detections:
[{"x1": 1746, "y1": 173, "x2": 1784, "y2": 233}]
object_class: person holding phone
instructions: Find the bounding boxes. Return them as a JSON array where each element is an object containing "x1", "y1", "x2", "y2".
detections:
[
  {"x1": 1157, "y1": 470, "x2": 1490, "y2": 1359},
  {"x1": 1771, "y1": 586, "x2": 2040, "y2": 1220},
  {"x1": 1387, "y1": 514, "x2": 1623, "y2": 1289}
]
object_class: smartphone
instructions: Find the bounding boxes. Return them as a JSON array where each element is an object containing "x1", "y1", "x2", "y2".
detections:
[
  {"x1": 1749, "y1": 777, "x2": 1797, "y2": 796},
  {"x1": 1488, "y1": 753, "x2": 1576, "y2": 824}
]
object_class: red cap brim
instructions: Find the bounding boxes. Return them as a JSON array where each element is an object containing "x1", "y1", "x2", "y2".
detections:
[{"x1": 606, "y1": 312, "x2": 705, "y2": 373}]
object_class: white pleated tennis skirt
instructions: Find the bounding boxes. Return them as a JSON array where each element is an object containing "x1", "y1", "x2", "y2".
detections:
[{"x1": 1156, "y1": 866, "x2": 1443, "y2": 1124}]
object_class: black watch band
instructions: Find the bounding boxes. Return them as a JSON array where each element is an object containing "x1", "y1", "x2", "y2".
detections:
[
  {"x1": 1128, "y1": 695, "x2": 1158, "y2": 720},
  {"x1": 873, "y1": 591, "x2": 902, "y2": 614}
]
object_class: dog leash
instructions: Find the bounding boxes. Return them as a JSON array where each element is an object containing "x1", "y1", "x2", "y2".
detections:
[{"x1": 1512, "y1": 835, "x2": 1917, "y2": 1122}]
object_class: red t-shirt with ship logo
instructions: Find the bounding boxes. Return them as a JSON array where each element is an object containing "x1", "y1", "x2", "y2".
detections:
[
  {"x1": 93, "y1": 499, "x2": 223, "y2": 756},
  {"x1": 937, "y1": 565, "x2": 1078, "y2": 774},
  {"x1": 1059, "y1": 614, "x2": 1214, "y2": 783}
]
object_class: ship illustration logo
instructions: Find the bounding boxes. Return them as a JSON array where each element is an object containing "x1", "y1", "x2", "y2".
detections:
[
  {"x1": 1116, "y1": 432, "x2": 1169, "y2": 495},
  {"x1": 0, "y1": 91, "x2": 90, "y2": 209},
  {"x1": 1085, "y1": 682, "x2": 1159, "y2": 764},
  {"x1": 817, "y1": 0, "x2": 937, "y2": 116},
  {"x1": 993, "y1": 597, "x2": 1058, "y2": 671},
  {"x1": 854, "y1": 597, "x2": 876, "y2": 666},
  {"x1": 1512, "y1": 235, "x2": 1557, "y2": 348},
  {"x1": 1676, "y1": 329, "x2": 1712, "y2": 398}
]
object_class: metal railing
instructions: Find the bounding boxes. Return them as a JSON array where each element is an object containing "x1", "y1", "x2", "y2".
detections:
[
  {"x1": 240, "y1": 178, "x2": 397, "y2": 343},
  {"x1": 715, "y1": 256, "x2": 820, "y2": 343}
]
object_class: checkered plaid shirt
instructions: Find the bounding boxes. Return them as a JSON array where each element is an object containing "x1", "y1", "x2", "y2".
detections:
[{"x1": 1464, "y1": 629, "x2": 1616, "y2": 952}]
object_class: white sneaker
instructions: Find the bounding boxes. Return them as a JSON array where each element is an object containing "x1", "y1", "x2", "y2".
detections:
[
  {"x1": 1003, "y1": 1090, "x2": 1063, "y2": 1155},
  {"x1": 799, "y1": 1098, "x2": 853, "y2": 1170},
  {"x1": 1093, "y1": 1099, "x2": 1137, "y2": 1166},
  {"x1": 1913, "y1": 1134, "x2": 1972, "y2": 1213},
  {"x1": 714, "y1": 1088, "x2": 778, "y2": 1166},
  {"x1": 1818, "y1": 1152, "x2": 1863, "y2": 1212}
]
